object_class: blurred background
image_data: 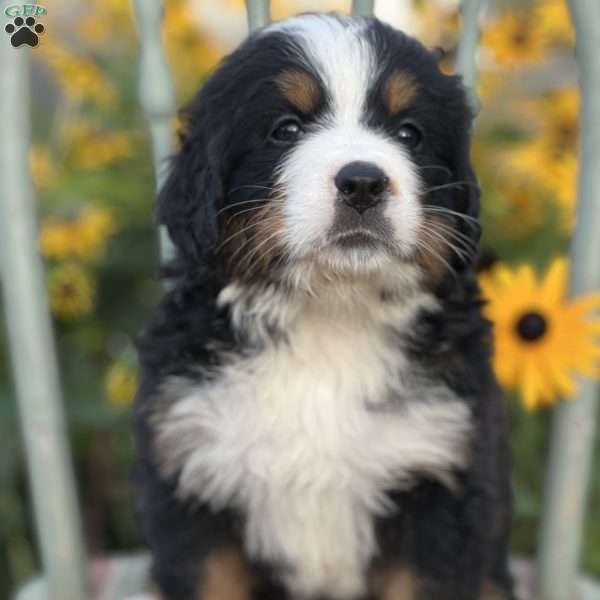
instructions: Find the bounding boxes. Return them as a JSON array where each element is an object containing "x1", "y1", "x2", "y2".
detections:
[{"x1": 1, "y1": 0, "x2": 598, "y2": 597}]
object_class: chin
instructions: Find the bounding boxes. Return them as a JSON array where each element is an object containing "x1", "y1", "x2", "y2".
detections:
[{"x1": 134, "y1": 12, "x2": 514, "y2": 600}]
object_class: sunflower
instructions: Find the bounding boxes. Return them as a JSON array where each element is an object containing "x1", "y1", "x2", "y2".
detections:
[
  {"x1": 480, "y1": 259, "x2": 600, "y2": 410},
  {"x1": 482, "y1": 10, "x2": 548, "y2": 67},
  {"x1": 105, "y1": 362, "x2": 138, "y2": 408},
  {"x1": 48, "y1": 263, "x2": 95, "y2": 320}
]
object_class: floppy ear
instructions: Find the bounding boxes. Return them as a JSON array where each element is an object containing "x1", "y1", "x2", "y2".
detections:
[{"x1": 156, "y1": 109, "x2": 225, "y2": 262}]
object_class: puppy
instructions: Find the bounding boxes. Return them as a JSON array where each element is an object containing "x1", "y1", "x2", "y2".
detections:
[{"x1": 134, "y1": 13, "x2": 514, "y2": 600}]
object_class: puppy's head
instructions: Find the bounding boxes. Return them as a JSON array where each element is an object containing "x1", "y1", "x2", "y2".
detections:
[{"x1": 158, "y1": 13, "x2": 479, "y2": 292}]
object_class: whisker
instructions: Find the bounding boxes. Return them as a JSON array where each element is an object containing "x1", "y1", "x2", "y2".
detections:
[
  {"x1": 216, "y1": 220, "x2": 262, "y2": 251},
  {"x1": 243, "y1": 230, "x2": 283, "y2": 273},
  {"x1": 228, "y1": 183, "x2": 275, "y2": 194},
  {"x1": 425, "y1": 219, "x2": 478, "y2": 250},
  {"x1": 414, "y1": 237, "x2": 458, "y2": 281},
  {"x1": 424, "y1": 181, "x2": 479, "y2": 194},
  {"x1": 420, "y1": 227, "x2": 469, "y2": 263},
  {"x1": 223, "y1": 216, "x2": 282, "y2": 263},
  {"x1": 216, "y1": 198, "x2": 270, "y2": 217},
  {"x1": 225, "y1": 204, "x2": 271, "y2": 225},
  {"x1": 421, "y1": 206, "x2": 480, "y2": 226},
  {"x1": 418, "y1": 164, "x2": 452, "y2": 176}
]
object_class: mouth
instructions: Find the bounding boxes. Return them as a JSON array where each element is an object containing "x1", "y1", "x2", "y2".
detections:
[{"x1": 329, "y1": 228, "x2": 385, "y2": 249}]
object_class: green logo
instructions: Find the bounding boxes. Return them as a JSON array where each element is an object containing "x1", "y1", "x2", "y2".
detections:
[{"x1": 4, "y1": 4, "x2": 47, "y2": 18}]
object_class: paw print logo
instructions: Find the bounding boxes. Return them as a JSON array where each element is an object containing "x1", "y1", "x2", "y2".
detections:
[{"x1": 5, "y1": 16, "x2": 45, "y2": 48}]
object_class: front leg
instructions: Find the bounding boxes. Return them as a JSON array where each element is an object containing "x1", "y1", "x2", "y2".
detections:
[
  {"x1": 409, "y1": 480, "x2": 493, "y2": 600},
  {"x1": 133, "y1": 456, "x2": 249, "y2": 600},
  {"x1": 371, "y1": 480, "x2": 494, "y2": 600}
]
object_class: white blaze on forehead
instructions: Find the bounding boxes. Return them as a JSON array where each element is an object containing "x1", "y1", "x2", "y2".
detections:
[
  {"x1": 267, "y1": 14, "x2": 377, "y2": 125},
  {"x1": 266, "y1": 14, "x2": 424, "y2": 270}
]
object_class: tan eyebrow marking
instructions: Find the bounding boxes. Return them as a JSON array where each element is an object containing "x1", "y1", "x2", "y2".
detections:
[
  {"x1": 275, "y1": 68, "x2": 320, "y2": 113},
  {"x1": 384, "y1": 71, "x2": 418, "y2": 114}
]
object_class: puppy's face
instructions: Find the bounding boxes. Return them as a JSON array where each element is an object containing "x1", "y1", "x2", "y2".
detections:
[{"x1": 160, "y1": 14, "x2": 479, "y2": 290}]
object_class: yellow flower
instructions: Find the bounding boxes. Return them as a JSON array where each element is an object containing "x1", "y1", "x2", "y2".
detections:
[
  {"x1": 164, "y1": 0, "x2": 222, "y2": 89},
  {"x1": 537, "y1": 0, "x2": 574, "y2": 44},
  {"x1": 540, "y1": 87, "x2": 579, "y2": 153},
  {"x1": 414, "y1": 1, "x2": 460, "y2": 48},
  {"x1": 548, "y1": 152, "x2": 578, "y2": 216},
  {"x1": 495, "y1": 178, "x2": 545, "y2": 237},
  {"x1": 40, "y1": 206, "x2": 117, "y2": 261},
  {"x1": 80, "y1": 0, "x2": 134, "y2": 44},
  {"x1": 29, "y1": 145, "x2": 57, "y2": 190},
  {"x1": 503, "y1": 140, "x2": 578, "y2": 226},
  {"x1": 105, "y1": 362, "x2": 138, "y2": 408},
  {"x1": 40, "y1": 41, "x2": 117, "y2": 109},
  {"x1": 61, "y1": 120, "x2": 134, "y2": 170},
  {"x1": 76, "y1": 131, "x2": 133, "y2": 170},
  {"x1": 480, "y1": 259, "x2": 600, "y2": 410},
  {"x1": 482, "y1": 10, "x2": 548, "y2": 67},
  {"x1": 48, "y1": 263, "x2": 95, "y2": 319},
  {"x1": 477, "y1": 69, "x2": 502, "y2": 103}
]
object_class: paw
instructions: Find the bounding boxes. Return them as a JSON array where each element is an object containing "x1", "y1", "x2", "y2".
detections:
[{"x1": 5, "y1": 16, "x2": 45, "y2": 48}]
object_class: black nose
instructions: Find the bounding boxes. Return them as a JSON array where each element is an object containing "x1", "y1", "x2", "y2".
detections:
[{"x1": 334, "y1": 161, "x2": 389, "y2": 214}]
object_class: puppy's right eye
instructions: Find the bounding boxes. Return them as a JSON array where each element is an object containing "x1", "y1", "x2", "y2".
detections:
[{"x1": 270, "y1": 117, "x2": 304, "y2": 144}]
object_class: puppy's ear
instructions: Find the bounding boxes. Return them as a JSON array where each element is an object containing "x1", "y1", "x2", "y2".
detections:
[{"x1": 156, "y1": 108, "x2": 225, "y2": 261}]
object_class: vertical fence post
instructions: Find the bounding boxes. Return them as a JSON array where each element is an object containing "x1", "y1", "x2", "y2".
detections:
[
  {"x1": 132, "y1": 0, "x2": 176, "y2": 263},
  {"x1": 246, "y1": 0, "x2": 271, "y2": 32},
  {"x1": 352, "y1": 0, "x2": 375, "y2": 17},
  {"x1": 455, "y1": 0, "x2": 484, "y2": 112},
  {"x1": 536, "y1": 1, "x2": 600, "y2": 598},
  {"x1": 0, "y1": 10, "x2": 88, "y2": 600}
]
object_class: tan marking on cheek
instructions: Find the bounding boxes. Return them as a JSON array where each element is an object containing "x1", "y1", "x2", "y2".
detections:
[
  {"x1": 200, "y1": 546, "x2": 254, "y2": 600},
  {"x1": 385, "y1": 71, "x2": 417, "y2": 114},
  {"x1": 371, "y1": 565, "x2": 419, "y2": 600},
  {"x1": 416, "y1": 214, "x2": 454, "y2": 282},
  {"x1": 219, "y1": 196, "x2": 286, "y2": 279},
  {"x1": 480, "y1": 581, "x2": 511, "y2": 600},
  {"x1": 276, "y1": 69, "x2": 320, "y2": 113}
]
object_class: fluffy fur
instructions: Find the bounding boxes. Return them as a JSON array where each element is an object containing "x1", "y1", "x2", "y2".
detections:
[{"x1": 134, "y1": 13, "x2": 514, "y2": 600}]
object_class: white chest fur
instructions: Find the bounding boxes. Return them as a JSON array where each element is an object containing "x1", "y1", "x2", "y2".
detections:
[{"x1": 155, "y1": 287, "x2": 471, "y2": 599}]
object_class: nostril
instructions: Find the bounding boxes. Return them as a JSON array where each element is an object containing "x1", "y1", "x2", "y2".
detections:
[
  {"x1": 340, "y1": 181, "x2": 356, "y2": 197},
  {"x1": 369, "y1": 177, "x2": 388, "y2": 196}
]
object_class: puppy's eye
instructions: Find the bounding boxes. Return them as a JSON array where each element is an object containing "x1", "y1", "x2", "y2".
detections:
[
  {"x1": 270, "y1": 117, "x2": 304, "y2": 144},
  {"x1": 397, "y1": 123, "x2": 423, "y2": 149}
]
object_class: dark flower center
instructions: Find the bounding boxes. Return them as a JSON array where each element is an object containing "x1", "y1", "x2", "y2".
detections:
[
  {"x1": 512, "y1": 28, "x2": 528, "y2": 47},
  {"x1": 516, "y1": 311, "x2": 548, "y2": 342}
]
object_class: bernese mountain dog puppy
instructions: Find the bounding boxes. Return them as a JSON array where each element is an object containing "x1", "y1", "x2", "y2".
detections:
[{"x1": 134, "y1": 13, "x2": 514, "y2": 600}]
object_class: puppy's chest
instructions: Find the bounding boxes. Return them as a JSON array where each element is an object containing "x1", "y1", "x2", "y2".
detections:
[
  {"x1": 157, "y1": 311, "x2": 470, "y2": 598},
  {"x1": 161, "y1": 316, "x2": 410, "y2": 490}
]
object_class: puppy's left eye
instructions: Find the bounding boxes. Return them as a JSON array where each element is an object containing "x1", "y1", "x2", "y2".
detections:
[
  {"x1": 397, "y1": 123, "x2": 423, "y2": 149},
  {"x1": 270, "y1": 117, "x2": 305, "y2": 144}
]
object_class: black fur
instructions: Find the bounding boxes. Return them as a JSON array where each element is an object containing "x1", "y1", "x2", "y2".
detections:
[{"x1": 134, "y1": 14, "x2": 513, "y2": 600}]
